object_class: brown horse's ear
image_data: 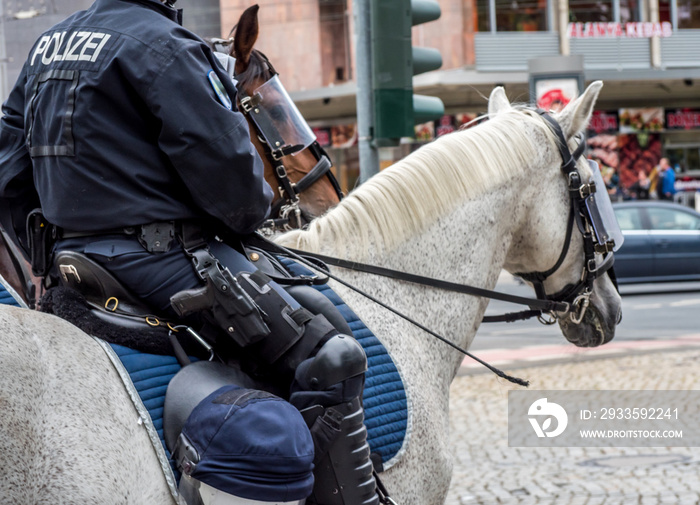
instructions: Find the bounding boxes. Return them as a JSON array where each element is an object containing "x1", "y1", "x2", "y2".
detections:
[{"x1": 233, "y1": 4, "x2": 259, "y2": 74}]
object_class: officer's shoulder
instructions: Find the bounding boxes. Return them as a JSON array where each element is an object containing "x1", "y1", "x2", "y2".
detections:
[{"x1": 120, "y1": 16, "x2": 207, "y2": 58}]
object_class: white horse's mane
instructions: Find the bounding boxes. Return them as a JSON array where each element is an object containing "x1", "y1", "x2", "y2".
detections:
[{"x1": 280, "y1": 108, "x2": 557, "y2": 256}]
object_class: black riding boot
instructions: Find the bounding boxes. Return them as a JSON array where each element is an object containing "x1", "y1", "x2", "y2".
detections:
[{"x1": 290, "y1": 335, "x2": 379, "y2": 505}]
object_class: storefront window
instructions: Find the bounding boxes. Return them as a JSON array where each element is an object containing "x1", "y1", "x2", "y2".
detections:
[
  {"x1": 495, "y1": 0, "x2": 548, "y2": 30},
  {"x1": 658, "y1": 0, "x2": 672, "y2": 22},
  {"x1": 569, "y1": 0, "x2": 614, "y2": 22},
  {"x1": 678, "y1": 0, "x2": 700, "y2": 28},
  {"x1": 476, "y1": 0, "x2": 491, "y2": 31},
  {"x1": 619, "y1": 0, "x2": 640, "y2": 23}
]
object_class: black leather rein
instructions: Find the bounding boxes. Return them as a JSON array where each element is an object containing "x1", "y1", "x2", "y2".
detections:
[{"x1": 281, "y1": 248, "x2": 569, "y2": 323}]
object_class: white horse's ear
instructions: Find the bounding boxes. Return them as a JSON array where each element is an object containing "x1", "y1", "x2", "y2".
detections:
[
  {"x1": 556, "y1": 81, "x2": 603, "y2": 139},
  {"x1": 488, "y1": 87, "x2": 511, "y2": 116}
]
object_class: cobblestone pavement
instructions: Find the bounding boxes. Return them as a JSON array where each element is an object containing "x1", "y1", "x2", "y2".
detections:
[{"x1": 446, "y1": 350, "x2": 700, "y2": 505}]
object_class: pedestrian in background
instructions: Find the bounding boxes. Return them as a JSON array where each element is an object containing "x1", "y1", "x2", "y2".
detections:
[
  {"x1": 648, "y1": 163, "x2": 660, "y2": 200},
  {"x1": 657, "y1": 158, "x2": 677, "y2": 201},
  {"x1": 633, "y1": 169, "x2": 651, "y2": 200}
]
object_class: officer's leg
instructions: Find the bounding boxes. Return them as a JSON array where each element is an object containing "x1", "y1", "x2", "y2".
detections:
[
  {"x1": 158, "y1": 240, "x2": 377, "y2": 503},
  {"x1": 288, "y1": 335, "x2": 379, "y2": 505},
  {"x1": 200, "y1": 242, "x2": 379, "y2": 504},
  {"x1": 184, "y1": 241, "x2": 324, "y2": 380}
]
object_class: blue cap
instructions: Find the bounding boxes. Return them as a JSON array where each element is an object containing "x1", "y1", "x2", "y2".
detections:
[{"x1": 182, "y1": 385, "x2": 314, "y2": 502}]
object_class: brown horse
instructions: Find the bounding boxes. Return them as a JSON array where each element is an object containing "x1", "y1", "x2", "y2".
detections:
[
  {"x1": 229, "y1": 4, "x2": 342, "y2": 228},
  {"x1": 0, "y1": 4, "x2": 341, "y2": 308}
]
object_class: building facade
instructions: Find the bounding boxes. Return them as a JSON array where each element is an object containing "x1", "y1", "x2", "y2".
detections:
[{"x1": 220, "y1": 0, "x2": 700, "y2": 195}]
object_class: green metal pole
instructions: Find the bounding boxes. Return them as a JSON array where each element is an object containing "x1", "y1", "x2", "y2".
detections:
[{"x1": 353, "y1": 0, "x2": 380, "y2": 184}]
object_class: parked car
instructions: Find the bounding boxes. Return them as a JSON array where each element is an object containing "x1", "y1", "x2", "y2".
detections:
[{"x1": 612, "y1": 201, "x2": 700, "y2": 284}]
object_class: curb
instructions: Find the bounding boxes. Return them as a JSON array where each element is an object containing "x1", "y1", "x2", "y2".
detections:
[{"x1": 459, "y1": 334, "x2": 700, "y2": 376}]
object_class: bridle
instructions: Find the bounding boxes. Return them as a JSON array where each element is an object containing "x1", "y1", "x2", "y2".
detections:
[
  {"x1": 259, "y1": 142, "x2": 342, "y2": 232},
  {"x1": 515, "y1": 109, "x2": 621, "y2": 325},
  {"x1": 234, "y1": 50, "x2": 344, "y2": 231}
]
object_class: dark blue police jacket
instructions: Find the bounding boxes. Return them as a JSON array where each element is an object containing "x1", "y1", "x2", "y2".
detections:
[{"x1": 0, "y1": 0, "x2": 273, "y2": 253}]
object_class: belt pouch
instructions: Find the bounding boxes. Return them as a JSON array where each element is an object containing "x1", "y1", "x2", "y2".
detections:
[{"x1": 26, "y1": 209, "x2": 55, "y2": 277}]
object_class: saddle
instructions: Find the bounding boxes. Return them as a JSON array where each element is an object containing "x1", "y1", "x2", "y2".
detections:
[
  {"x1": 54, "y1": 250, "x2": 164, "y2": 329},
  {"x1": 50, "y1": 245, "x2": 351, "y2": 357}
]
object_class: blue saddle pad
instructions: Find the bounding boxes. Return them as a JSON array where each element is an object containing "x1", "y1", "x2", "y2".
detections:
[
  {"x1": 109, "y1": 344, "x2": 182, "y2": 445},
  {"x1": 0, "y1": 281, "x2": 22, "y2": 307}
]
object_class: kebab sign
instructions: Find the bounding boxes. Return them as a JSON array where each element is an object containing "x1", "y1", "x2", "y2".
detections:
[{"x1": 568, "y1": 22, "x2": 673, "y2": 38}]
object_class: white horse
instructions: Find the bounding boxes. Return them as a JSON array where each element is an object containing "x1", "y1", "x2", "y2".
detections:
[
  {"x1": 0, "y1": 81, "x2": 621, "y2": 504},
  {"x1": 277, "y1": 80, "x2": 620, "y2": 503}
]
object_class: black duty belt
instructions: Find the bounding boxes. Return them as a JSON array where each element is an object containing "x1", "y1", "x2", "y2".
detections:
[
  {"x1": 58, "y1": 221, "x2": 192, "y2": 254},
  {"x1": 58, "y1": 226, "x2": 140, "y2": 239}
]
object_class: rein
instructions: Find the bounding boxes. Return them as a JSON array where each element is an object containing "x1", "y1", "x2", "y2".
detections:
[
  {"x1": 279, "y1": 248, "x2": 569, "y2": 320},
  {"x1": 272, "y1": 111, "x2": 612, "y2": 328},
  {"x1": 253, "y1": 233, "x2": 530, "y2": 387}
]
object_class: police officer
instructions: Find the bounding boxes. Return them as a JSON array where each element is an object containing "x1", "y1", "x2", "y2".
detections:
[{"x1": 0, "y1": 1, "x2": 378, "y2": 503}]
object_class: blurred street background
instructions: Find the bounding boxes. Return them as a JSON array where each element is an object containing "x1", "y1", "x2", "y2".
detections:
[{"x1": 447, "y1": 274, "x2": 700, "y2": 505}]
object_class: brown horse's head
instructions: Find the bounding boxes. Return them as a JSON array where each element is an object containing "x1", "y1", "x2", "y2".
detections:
[{"x1": 225, "y1": 5, "x2": 342, "y2": 229}]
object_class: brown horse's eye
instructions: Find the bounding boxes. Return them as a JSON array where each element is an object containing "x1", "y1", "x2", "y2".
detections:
[{"x1": 269, "y1": 104, "x2": 287, "y2": 123}]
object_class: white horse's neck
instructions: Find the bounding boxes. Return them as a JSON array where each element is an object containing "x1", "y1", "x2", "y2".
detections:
[{"x1": 355, "y1": 181, "x2": 524, "y2": 378}]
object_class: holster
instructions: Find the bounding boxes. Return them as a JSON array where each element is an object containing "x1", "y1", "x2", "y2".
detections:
[
  {"x1": 170, "y1": 250, "x2": 271, "y2": 347},
  {"x1": 26, "y1": 208, "x2": 56, "y2": 277}
]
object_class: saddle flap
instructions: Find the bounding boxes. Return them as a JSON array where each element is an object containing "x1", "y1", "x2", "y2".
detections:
[{"x1": 54, "y1": 250, "x2": 153, "y2": 316}]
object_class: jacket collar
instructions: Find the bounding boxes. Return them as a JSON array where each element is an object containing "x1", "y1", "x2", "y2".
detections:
[{"x1": 116, "y1": 0, "x2": 182, "y2": 24}]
